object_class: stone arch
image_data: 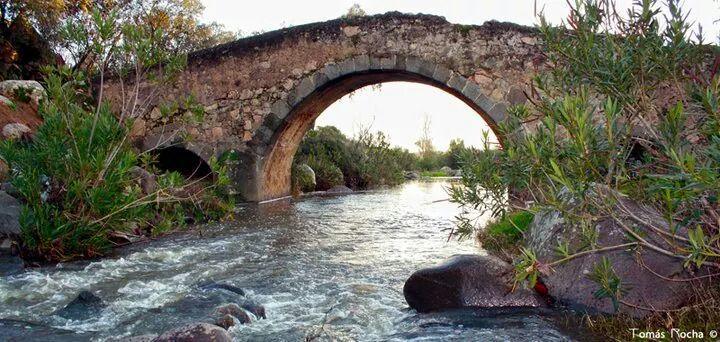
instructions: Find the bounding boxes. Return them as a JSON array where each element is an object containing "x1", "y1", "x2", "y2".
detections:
[{"x1": 237, "y1": 54, "x2": 507, "y2": 201}]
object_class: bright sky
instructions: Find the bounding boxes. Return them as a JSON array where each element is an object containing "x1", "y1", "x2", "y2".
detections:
[{"x1": 202, "y1": 0, "x2": 720, "y2": 151}]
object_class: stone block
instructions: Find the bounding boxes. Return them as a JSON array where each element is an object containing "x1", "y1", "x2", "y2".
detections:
[
  {"x1": 321, "y1": 63, "x2": 341, "y2": 80},
  {"x1": 286, "y1": 77, "x2": 315, "y2": 107},
  {"x1": 312, "y1": 70, "x2": 330, "y2": 89},
  {"x1": 380, "y1": 55, "x2": 397, "y2": 70},
  {"x1": 417, "y1": 60, "x2": 437, "y2": 78},
  {"x1": 473, "y1": 93, "x2": 495, "y2": 114},
  {"x1": 488, "y1": 102, "x2": 508, "y2": 123},
  {"x1": 270, "y1": 99, "x2": 291, "y2": 120},
  {"x1": 432, "y1": 65, "x2": 451, "y2": 83},
  {"x1": 447, "y1": 73, "x2": 468, "y2": 94},
  {"x1": 353, "y1": 55, "x2": 370, "y2": 71},
  {"x1": 405, "y1": 55, "x2": 422, "y2": 73},
  {"x1": 461, "y1": 82, "x2": 482, "y2": 105},
  {"x1": 337, "y1": 58, "x2": 356, "y2": 76}
]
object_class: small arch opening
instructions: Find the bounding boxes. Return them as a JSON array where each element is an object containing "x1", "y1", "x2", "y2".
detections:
[{"x1": 153, "y1": 146, "x2": 213, "y2": 180}]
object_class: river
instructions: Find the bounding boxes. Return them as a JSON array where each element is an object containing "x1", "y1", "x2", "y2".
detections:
[{"x1": 0, "y1": 180, "x2": 579, "y2": 341}]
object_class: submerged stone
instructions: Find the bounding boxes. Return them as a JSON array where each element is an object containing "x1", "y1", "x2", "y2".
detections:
[
  {"x1": 55, "y1": 290, "x2": 105, "y2": 320},
  {"x1": 200, "y1": 282, "x2": 246, "y2": 296}
]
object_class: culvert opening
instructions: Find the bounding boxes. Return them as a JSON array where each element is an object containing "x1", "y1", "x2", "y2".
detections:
[{"x1": 153, "y1": 146, "x2": 213, "y2": 180}]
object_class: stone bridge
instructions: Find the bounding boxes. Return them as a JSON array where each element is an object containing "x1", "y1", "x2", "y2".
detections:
[{"x1": 104, "y1": 12, "x2": 544, "y2": 201}]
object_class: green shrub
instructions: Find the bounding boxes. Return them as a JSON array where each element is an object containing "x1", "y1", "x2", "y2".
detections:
[
  {"x1": 0, "y1": 8, "x2": 232, "y2": 262},
  {"x1": 307, "y1": 156, "x2": 344, "y2": 191},
  {"x1": 451, "y1": 0, "x2": 720, "y2": 320},
  {"x1": 0, "y1": 71, "x2": 150, "y2": 260},
  {"x1": 295, "y1": 126, "x2": 413, "y2": 190}
]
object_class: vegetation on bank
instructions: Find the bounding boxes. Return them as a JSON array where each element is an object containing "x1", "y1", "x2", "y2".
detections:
[
  {"x1": 291, "y1": 125, "x2": 481, "y2": 193},
  {"x1": 450, "y1": 0, "x2": 720, "y2": 335},
  {"x1": 0, "y1": 5, "x2": 233, "y2": 262}
]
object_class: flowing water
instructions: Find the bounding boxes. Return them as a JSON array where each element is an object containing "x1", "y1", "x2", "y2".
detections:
[{"x1": 0, "y1": 180, "x2": 579, "y2": 341}]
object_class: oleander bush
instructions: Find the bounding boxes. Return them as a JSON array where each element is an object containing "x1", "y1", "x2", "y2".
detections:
[
  {"x1": 0, "y1": 8, "x2": 232, "y2": 261},
  {"x1": 450, "y1": 0, "x2": 720, "y2": 322}
]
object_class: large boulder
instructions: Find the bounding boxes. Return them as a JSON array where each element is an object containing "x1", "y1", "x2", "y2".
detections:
[
  {"x1": 293, "y1": 163, "x2": 316, "y2": 192},
  {"x1": 527, "y1": 192, "x2": 702, "y2": 318},
  {"x1": 0, "y1": 191, "x2": 20, "y2": 239},
  {"x1": 0, "y1": 80, "x2": 46, "y2": 106},
  {"x1": 403, "y1": 254, "x2": 547, "y2": 313},
  {"x1": 153, "y1": 323, "x2": 232, "y2": 342}
]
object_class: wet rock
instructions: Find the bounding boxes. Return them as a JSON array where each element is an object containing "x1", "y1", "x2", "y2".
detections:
[
  {"x1": 0, "y1": 191, "x2": 21, "y2": 239},
  {"x1": 0, "y1": 254, "x2": 24, "y2": 276},
  {"x1": 129, "y1": 166, "x2": 158, "y2": 195},
  {"x1": 55, "y1": 290, "x2": 105, "y2": 320},
  {"x1": 326, "y1": 185, "x2": 352, "y2": 194},
  {"x1": 126, "y1": 334, "x2": 158, "y2": 342},
  {"x1": 200, "y1": 282, "x2": 245, "y2": 296},
  {"x1": 2, "y1": 123, "x2": 31, "y2": 141},
  {"x1": 153, "y1": 323, "x2": 232, "y2": 342},
  {"x1": 404, "y1": 171, "x2": 419, "y2": 180},
  {"x1": 215, "y1": 303, "x2": 251, "y2": 324},
  {"x1": 527, "y1": 190, "x2": 700, "y2": 318},
  {"x1": 215, "y1": 314, "x2": 237, "y2": 329},
  {"x1": 0, "y1": 319, "x2": 96, "y2": 341},
  {"x1": 240, "y1": 300, "x2": 267, "y2": 319},
  {"x1": 403, "y1": 254, "x2": 546, "y2": 313},
  {"x1": 0, "y1": 80, "x2": 46, "y2": 105}
]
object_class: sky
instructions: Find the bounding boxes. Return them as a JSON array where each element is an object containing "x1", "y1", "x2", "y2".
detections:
[{"x1": 202, "y1": 0, "x2": 720, "y2": 151}]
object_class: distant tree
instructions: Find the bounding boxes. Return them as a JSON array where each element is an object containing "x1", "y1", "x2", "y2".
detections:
[
  {"x1": 444, "y1": 138, "x2": 467, "y2": 169},
  {"x1": 341, "y1": 4, "x2": 366, "y2": 19},
  {"x1": 415, "y1": 114, "x2": 435, "y2": 159}
]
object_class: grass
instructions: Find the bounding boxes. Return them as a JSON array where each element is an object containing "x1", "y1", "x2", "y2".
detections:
[
  {"x1": 477, "y1": 211, "x2": 534, "y2": 255},
  {"x1": 582, "y1": 283, "x2": 720, "y2": 341}
]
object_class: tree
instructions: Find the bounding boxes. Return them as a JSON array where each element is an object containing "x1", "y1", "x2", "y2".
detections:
[
  {"x1": 415, "y1": 114, "x2": 435, "y2": 158},
  {"x1": 0, "y1": 0, "x2": 238, "y2": 79}
]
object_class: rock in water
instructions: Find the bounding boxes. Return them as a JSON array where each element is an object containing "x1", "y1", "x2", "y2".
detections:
[
  {"x1": 200, "y1": 282, "x2": 245, "y2": 296},
  {"x1": 527, "y1": 192, "x2": 701, "y2": 318},
  {"x1": 403, "y1": 254, "x2": 546, "y2": 313},
  {"x1": 153, "y1": 323, "x2": 232, "y2": 342},
  {"x1": 215, "y1": 303, "x2": 251, "y2": 324},
  {"x1": 240, "y1": 300, "x2": 267, "y2": 319},
  {"x1": 326, "y1": 185, "x2": 353, "y2": 194},
  {"x1": 55, "y1": 290, "x2": 105, "y2": 320}
]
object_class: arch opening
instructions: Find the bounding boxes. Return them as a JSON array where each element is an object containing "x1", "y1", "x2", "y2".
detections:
[
  {"x1": 241, "y1": 56, "x2": 509, "y2": 202},
  {"x1": 153, "y1": 146, "x2": 213, "y2": 180}
]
